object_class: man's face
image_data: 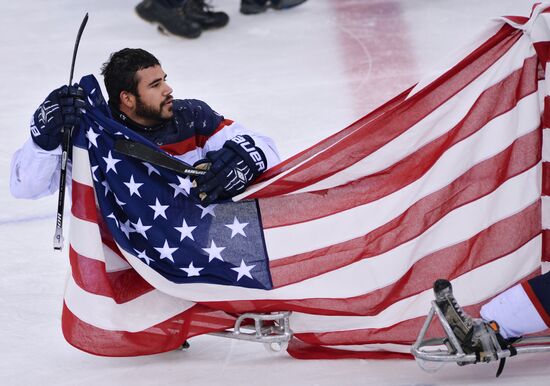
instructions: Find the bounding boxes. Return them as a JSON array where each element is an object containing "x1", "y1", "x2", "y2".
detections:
[{"x1": 133, "y1": 65, "x2": 174, "y2": 125}]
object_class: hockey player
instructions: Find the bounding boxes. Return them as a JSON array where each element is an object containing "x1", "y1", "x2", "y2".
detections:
[{"x1": 10, "y1": 48, "x2": 280, "y2": 205}]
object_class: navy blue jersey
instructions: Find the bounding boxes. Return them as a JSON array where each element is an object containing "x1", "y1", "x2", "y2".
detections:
[{"x1": 111, "y1": 99, "x2": 225, "y2": 151}]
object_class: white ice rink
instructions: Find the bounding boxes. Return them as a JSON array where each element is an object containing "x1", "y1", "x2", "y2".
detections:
[{"x1": 1, "y1": 0, "x2": 548, "y2": 385}]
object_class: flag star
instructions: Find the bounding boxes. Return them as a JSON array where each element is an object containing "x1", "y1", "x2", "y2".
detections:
[
  {"x1": 154, "y1": 240, "x2": 178, "y2": 263},
  {"x1": 86, "y1": 127, "x2": 100, "y2": 148},
  {"x1": 202, "y1": 240, "x2": 225, "y2": 262},
  {"x1": 91, "y1": 165, "x2": 99, "y2": 182},
  {"x1": 169, "y1": 176, "x2": 192, "y2": 198},
  {"x1": 124, "y1": 175, "x2": 143, "y2": 197},
  {"x1": 231, "y1": 259, "x2": 256, "y2": 281},
  {"x1": 149, "y1": 198, "x2": 169, "y2": 220},
  {"x1": 106, "y1": 212, "x2": 119, "y2": 227},
  {"x1": 175, "y1": 219, "x2": 197, "y2": 241},
  {"x1": 101, "y1": 180, "x2": 111, "y2": 196},
  {"x1": 143, "y1": 162, "x2": 160, "y2": 176},
  {"x1": 196, "y1": 203, "x2": 217, "y2": 218},
  {"x1": 120, "y1": 219, "x2": 134, "y2": 238},
  {"x1": 132, "y1": 218, "x2": 152, "y2": 239},
  {"x1": 136, "y1": 249, "x2": 153, "y2": 265},
  {"x1": 225, "y1": 217, "x2": 248, "y2": 238},
  {"x1": 103, "y1": 151, "x2": 121, "y2": 173},
  {"x1": 181, "y1": 261, "x2": 203, "y2": 277},
  {"x1": 177, "y1": 176, "x2": 193, "y2": 194}
]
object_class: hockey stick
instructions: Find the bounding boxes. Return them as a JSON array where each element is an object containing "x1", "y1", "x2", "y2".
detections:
[
  {"x1": 53, "y1": 13, "x2": 89, "y2": 251},
  {"x1": 114, "y1": 139, "x2": 207, "y2": 177}
]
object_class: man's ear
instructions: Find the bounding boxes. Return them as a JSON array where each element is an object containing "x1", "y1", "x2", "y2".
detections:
[{"x1": 119, "y1": 91, "x2": 136, "y2": 110}]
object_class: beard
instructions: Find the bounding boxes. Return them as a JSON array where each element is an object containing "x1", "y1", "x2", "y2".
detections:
[{"x1": 135, "y1": 95, "x2": 173, "y2": 124}]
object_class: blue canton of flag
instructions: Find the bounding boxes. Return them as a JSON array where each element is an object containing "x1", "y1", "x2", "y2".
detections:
[{"x1": 73, "y1": 75, "x2": 272, "y2": 290}]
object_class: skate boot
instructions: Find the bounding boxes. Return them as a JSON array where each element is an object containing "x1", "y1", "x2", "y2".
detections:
[
  {"x1": 184, "y1": 0, "x2": 229, "y2": 29},
  {"x1": 433, "y1": 279, "x2": 517, "y2": 376},
  {"x1": 433, "y1": 279, "x2": 474, "y2": 348},
  {"x1": 136, "y1": 0, "x2": 202, "y2": 39},
  {"x1": 240, "y1": 0, "x2": 308, "y2": 15}
]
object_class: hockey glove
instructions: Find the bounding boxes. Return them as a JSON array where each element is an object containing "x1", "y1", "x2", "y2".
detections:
[
  {"x1": 193, "y1": 135, "x2": 267, "y2": 205},
  {"x1": 30, "y1": 84, "x2": 85, "y2": 151}
]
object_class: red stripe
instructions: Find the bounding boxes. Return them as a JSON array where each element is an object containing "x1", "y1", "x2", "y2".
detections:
[
  {"x1": 259, "y1": 58, "x2": 538, "y2": 228},
  {"x1": 267, "y1": 131, "x2": 540, "y2": 287},
  {"x1": 534, "y1": 42, "x2": 550, "y2": 66},
  {"x1": 69, "y1": 246, "x2": 154, "y2": 303},
  {"x1": 159, "y1": 119, "x2": 233, "y2": 155},
  {"x1": 62, "y1": 303, "x2": 235, "y2": 357},
  {"x1": 543, "y1": 162, "x2": 550, "y2": 196},
  {"x1": 542, "y1": 230, "x2": 550, "y2": 262},
  {"x1": 71, "y1": 179, "x2": 98, "y2": 222},
  {"x1": 287, "y1": 339, "x2": 412, "y2": 360},
  {"x1": 251, "y1": 24, "x2": 524, "y2": 198}
]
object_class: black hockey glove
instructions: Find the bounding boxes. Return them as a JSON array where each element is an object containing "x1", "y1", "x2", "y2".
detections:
[
  {"x1": 30, "y1": 84, "x2": 85, "y2": 151},
  {"x1": 193, "y1": 135, "x2": 267, "y2": 205}
]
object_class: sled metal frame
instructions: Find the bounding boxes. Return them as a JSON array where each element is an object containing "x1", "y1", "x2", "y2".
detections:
[
  {"x1": 411, "y1": 300, "x2": 550, "y2": 366},
  {"x1": 209, "y1": 311, "x2": 293, "y2": 352}
]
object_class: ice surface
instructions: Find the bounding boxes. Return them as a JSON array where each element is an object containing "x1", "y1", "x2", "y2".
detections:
[{"x1": 1, "y1": 0, "x2": 547, "y2": 385}]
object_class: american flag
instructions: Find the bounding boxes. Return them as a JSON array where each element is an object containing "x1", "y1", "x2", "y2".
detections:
[{"x1": 63, "y1": 4, "x2": 550, "y2": 358}]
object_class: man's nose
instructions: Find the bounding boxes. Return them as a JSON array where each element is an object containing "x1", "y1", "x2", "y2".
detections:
[{"x1": 163, "y1": 83, "x2": 173, "y2": 95}]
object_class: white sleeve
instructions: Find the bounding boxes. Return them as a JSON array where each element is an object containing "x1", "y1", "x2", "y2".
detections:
[
  {"x1": 202, "y1": 121, "x2": 281, "y2": 169},
  {"x1": 9, "y1": 138, "x2": 64, "y2": 199},
  {"x1": 480, "y1": 284, "x2": 548, "y2": 339}
]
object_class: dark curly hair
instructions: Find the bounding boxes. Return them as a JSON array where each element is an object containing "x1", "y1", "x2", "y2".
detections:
[{"x1": 100, "y1": 48, "x2": 160, "y2": 107}]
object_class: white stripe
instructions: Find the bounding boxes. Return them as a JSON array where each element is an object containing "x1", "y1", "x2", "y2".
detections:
[
  {"x1": 287, "y1": 236, "x2": 541, "y2": 333},
  {"x1": 72, "y1": 146, "x2": 93, "y2": 186},
  {"x1": 541, "y1": 195, "x2": 550, "y2": 230},
  {"x1": 264, "y1": 96, "x2": 540, "y2": 259},
  {"x1": 63, "y1": 276, "x2": 194, "y2": 332},
  {"x1": 110, "y1": 167, "x2": 539, "y2": 302},
  {"x1": 70, "y1": 214, "x2": 131, "y2": 270},
  {"x1": 70, "y1": 215, "x2": 105, "y2": 263},
  {"x1": 518, "y1": 4, "x2": 550, "y2": 42}
]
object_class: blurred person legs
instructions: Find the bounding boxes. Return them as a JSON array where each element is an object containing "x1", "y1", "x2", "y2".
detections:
[
  {"x1": 184, "y1": 0, "x2": 229, "y2": 29},
  {"x1": 240, "y1": 0, "x2": 308, "y2": 15},
  {"x1": 136, "y1": 0, "x2": 202, "y2": 38}
]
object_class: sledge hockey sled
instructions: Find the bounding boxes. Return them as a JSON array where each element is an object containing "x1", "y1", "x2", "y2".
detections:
[
  {"x1": 411, "y1": 280, "x2": 550, "y2": 376},
  {"x1": 208, "y1": 311, "x2": 293, "y2": 353}
]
